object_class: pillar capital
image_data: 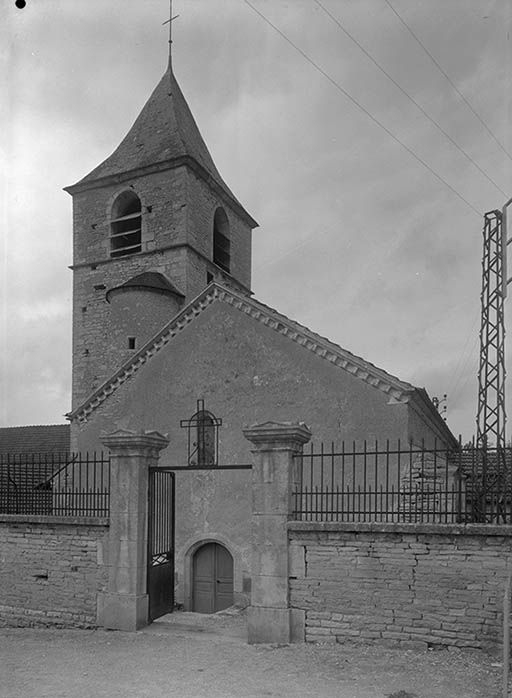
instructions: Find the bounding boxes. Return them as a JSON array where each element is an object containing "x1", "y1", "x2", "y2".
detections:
[
  {"x1": 101, "y1": 429, "x2": 169, "y2": 458},
  {"x1": 242, "y1": 421, "x2": 311, "y2": 451}
]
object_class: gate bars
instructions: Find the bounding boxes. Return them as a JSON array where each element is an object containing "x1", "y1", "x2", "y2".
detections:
[
  {"x1": 0, "y1": 452, "x2": 110, "y2": 517},
  {"x1": 292, "y1": 440, "x2": 512, "y2": 524},
  {"x1": 147, "y1": 468, "x2": 175, "y2": 620}
]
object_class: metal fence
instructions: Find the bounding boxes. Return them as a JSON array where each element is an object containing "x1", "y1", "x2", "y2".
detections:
[
  {"x1": 0, "y1": 452, "x2": 111, "y2": 517},
  {"x1": 292, "y1": 440, "x2": 512, "y2": 524}
]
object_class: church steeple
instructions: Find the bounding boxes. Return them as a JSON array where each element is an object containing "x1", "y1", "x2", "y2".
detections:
[{"x1": 65, "y1": 35, "x2": 257, "y2": 409}]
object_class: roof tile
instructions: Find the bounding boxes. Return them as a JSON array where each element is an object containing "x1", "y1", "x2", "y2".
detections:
[{"x1": 0, "y1": 425, "x2": 70, "y2": 456}]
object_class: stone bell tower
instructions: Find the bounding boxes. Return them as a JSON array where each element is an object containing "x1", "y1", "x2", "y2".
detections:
[{"x1": 65, "y1": 47, "x2": 258, "y2": 410}]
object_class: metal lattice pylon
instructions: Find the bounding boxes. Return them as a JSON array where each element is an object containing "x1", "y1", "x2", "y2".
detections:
[{"x1": 476, "y1": 209, "x2": 506, "y2": 448}]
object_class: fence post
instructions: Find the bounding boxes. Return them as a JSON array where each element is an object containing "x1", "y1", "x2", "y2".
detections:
[
  {"x1": 99, "y1": 429, "x2": 169, "y2": 631},
  {"x1": 243, "y1": 421, "x2": 311, "y2": 644}
]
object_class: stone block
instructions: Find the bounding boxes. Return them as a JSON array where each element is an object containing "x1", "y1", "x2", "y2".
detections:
[
  {"x1": 99, "y1": 592, "x2": 149, "y2": 631},
  {"x1": 288, "y1": 544, "x2": 306, "y2": 578},
  {"x1": 247, "y1": 606, "x2": 291, "y2": 644},
  {"x1": 251, "y1": 574, "x2": 288, "y2": 607},
  {"x1": 108, "y1": 537, "x2": 147, "y2": 573},
  {"x1": 290, "y1": 608, "x2": 305, "y2": 643},
  {"x1": 108, "y1": 507, "x2": 147, "y2": 542},
  {"x1": 252, "y1": 483, "x2": 290, "y2": 515},
  {"x1": 400, "y1": 639, "x2": 428, "y2": 651},
  {"x1": 107, "y1": 561, "x2": 147, "y2": 596},
  {"x1": 252, "y1": 521, "x2": 288, "y2": 578}
]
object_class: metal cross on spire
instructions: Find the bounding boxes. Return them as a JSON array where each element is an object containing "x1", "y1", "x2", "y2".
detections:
[{"x1": 162, "y1": 0, "x2": 180, "y2": 70}]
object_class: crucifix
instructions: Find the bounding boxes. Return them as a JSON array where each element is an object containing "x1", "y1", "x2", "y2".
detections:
[{"x1": 162, "y1": 0, "x2": 180, "y2": 70}]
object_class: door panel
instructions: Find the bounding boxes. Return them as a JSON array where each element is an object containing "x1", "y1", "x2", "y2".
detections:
[
  {"x1": 215, "y1": 544, "x2": 234, "y2": 611},
  {"x1": 193, "y1": 543, "x2": 215, "y2": 613}
]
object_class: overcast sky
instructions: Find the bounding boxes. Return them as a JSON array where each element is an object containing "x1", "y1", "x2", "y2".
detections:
[{"x1": 2, "y1": 0, "x2": 511, "y2": 441}]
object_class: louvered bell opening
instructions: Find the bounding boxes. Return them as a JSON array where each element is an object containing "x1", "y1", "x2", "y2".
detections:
[
  {"x1": 213, "y1": 231, "x2": 230, "y2": 273},
  {"x1": 110, "y1": 211, "x2": 141, "y2": 257},
  {"x1": 213, "y1": 207, "x2": 231, "y2": 273},
  {"x1": 110, "y1": 191, "x2": 142, "y2": 258}
]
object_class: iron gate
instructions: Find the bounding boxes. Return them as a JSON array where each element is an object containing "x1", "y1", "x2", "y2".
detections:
[{"x1": 147, "y1": 468, "x2": 175, "y2": 621}]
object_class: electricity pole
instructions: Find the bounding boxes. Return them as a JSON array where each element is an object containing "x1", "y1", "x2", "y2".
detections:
[{"x1": 476, "y1": 198, "x2": 512, "y2": 448}]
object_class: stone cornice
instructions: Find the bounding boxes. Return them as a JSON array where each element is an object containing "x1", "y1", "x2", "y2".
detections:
[
  {"x1": 68, "y1": 283, "x2": 421, "y2": 424},
  {"x1": 101, "y1": 429, "x2": 169, "y2": 456},
  {"x1": 243, "y1": 422, "x2": 312, "y2": 450},
  {"x1": 287, "y1": 520, "x2": 512, "y2": 537},
  {"x1": 69, "y1": 243, "x2": 253, "y2": 298},
  {"x1": 0, "y1": 514, "x2": 109, "y2": 526}
]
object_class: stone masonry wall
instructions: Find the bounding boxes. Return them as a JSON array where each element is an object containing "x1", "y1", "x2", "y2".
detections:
[
  {"x1": 289, "y1": 522, "x2": 512, "y2": 651},
  {"x1": 0, "y1": 516, "x2": 108, "y2": 628}
]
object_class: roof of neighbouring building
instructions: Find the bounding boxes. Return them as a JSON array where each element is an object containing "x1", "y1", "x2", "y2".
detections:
[
  {"x1": 106, "y1": 272, "x2": 185, "y2": 303},
  {"x1": 0, "y1": 424, "x2": 70, "y2": 456},
  {"x1": 65, "y1": 67, "x2": 257, "y2": 228}
]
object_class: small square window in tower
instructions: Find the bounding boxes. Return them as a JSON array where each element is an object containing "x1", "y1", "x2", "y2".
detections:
[
  {"x1": 110, "y1": 191, "x2": 142, "y2": 258},
  {"x1": 213, "y1": 207, "x2": 230, "y2": 273}
]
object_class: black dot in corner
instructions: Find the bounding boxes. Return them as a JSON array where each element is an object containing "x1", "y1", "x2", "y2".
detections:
[{"x1": 15, "y1": 0, "x2": 27, "y2": 9}]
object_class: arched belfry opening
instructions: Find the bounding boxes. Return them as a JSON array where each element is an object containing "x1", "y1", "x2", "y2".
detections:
[
  {"x1": 213, "y1": 207, "x2": 230, "y2": 273},
  {"x1": 110, "y1": 190, "x2": 142, "y2": 258}
]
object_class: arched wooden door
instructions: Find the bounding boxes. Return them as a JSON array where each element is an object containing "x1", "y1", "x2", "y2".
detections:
[{"x1": 192, "y1": 542, "x2": 233, "y2": 613}]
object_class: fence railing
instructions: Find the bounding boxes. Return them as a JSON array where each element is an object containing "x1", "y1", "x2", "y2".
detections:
[
  {"x1": 0, "y1": 452, "x2": 111, "y2": 517},
  {"x1": 292, "y1": 441, "x2": 512, "y2": 524}
]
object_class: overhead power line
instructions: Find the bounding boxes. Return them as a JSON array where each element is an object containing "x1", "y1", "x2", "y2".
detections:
[
  {"x1": 315, "y1": 0, "x2": 508, "y2": 198},
  {"x1": 383, "y1": 0, "x2": 512, "y2": 164},
  {"x1": 244, "y1": 0, "x2": 482, "y2": 218},
  {"x1": 447, "y1": 311, "x2": 480, "y2": 404}
]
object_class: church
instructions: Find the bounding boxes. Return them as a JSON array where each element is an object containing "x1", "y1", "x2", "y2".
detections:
[{"x1": 4, "y1": 42, "x2": 456, "y2": 613}]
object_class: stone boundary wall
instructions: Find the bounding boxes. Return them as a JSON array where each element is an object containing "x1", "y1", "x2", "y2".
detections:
[
  {"x1": 0, "y1": 515, "x2": 108, "y2": 628},
  {"x1": 288, "y1": 521, "x2": 512, "y2": 651}
]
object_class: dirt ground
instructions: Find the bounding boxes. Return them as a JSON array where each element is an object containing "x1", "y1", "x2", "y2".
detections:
[{"x1": 0, "y1": 610, "x2": 506, "y2": 698}]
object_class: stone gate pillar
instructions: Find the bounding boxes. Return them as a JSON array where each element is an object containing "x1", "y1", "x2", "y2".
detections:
[
  {"x1": 243, "y1": 421, "x2": 312, "y2": 644},
  {"x1": 99, "y1": 429, "x2": 169, "y2": 631}
]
